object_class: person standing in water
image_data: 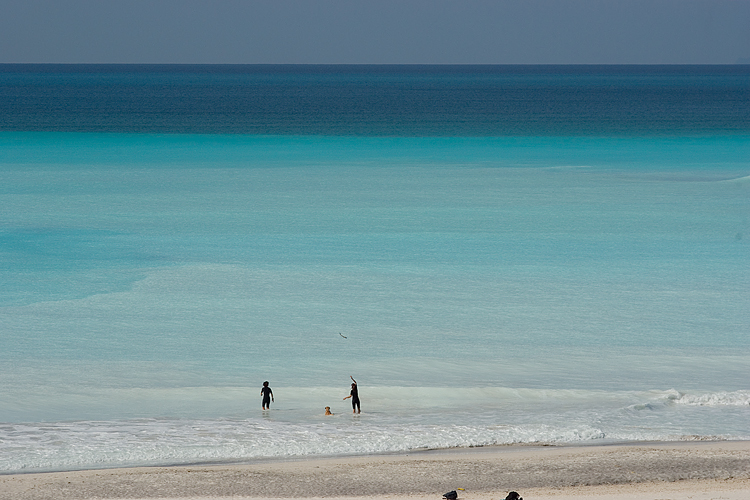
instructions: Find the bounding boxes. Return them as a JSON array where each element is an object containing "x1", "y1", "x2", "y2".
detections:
[
  {"x1": 343, "y1": 375, "x2": 360, "y2": 414},
  {"x1": 261, "y1": 381, "x2": 274, "y2": 410}
]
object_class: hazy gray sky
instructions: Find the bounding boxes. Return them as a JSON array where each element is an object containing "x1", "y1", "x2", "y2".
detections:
[{"x1": 2, "y1": 0, "x2": 749, "y2": 64}]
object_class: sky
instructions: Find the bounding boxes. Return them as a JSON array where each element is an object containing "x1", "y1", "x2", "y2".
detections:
[{"x1": 1, "y1": 0, "x2": 749, "y2": 64}]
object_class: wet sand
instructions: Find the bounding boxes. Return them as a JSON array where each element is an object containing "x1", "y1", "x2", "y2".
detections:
[{"x1": 1, "y1": 441, "x2": 749, "y2": 500}]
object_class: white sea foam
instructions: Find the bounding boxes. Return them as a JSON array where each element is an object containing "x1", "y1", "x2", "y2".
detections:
[
  {"x1": 668, "y1": 390, "x2": 750, "y2": 407},
  {"x1": 1, "y1": 386, "x2": 748, "y2": 473},
  {"x1": 0, "y1": 417, "x2": 666, "y2": 473}
]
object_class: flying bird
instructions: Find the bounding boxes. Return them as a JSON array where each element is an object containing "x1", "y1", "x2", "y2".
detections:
[{"x1": 339, "y1": 332, "x2": 347, "y2": 339}]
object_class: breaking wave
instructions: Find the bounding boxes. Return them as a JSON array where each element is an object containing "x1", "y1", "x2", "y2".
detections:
[{"x1": 666, "y1": 390, "x2": 750, "y2": 406}]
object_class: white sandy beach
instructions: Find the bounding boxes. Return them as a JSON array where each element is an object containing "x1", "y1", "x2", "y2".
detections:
[{"x1": 2, "y1": 441, "x2": 749, "y2": 500}]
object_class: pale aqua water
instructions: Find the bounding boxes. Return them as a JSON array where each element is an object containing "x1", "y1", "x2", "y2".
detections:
[{"x1": 0, "y1": 66, "x2": 749, "y2": 473}]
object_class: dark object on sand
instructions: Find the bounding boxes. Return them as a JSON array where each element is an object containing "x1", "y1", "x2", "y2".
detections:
[
  {"x1": 443, "y1": 491, "x2": 458, "y2": 500},
  {"x1": 505, "y1": 492, "x2": 522, "y2": 500}
]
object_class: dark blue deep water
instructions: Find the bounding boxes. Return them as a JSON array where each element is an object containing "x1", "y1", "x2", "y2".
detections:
[{"x1": 1, "y1": 64, "x2": 749, "y2": 135}]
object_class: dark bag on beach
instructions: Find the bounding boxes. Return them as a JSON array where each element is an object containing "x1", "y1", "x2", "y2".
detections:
[
  {"x1": 505, "y1": 492, "x2": 522, "y2": 500},
  {"x1": 443, "y1": 491, "x2": 458, "y2": 500}
]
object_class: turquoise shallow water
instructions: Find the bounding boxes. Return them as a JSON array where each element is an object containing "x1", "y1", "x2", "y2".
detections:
[
  {"x1": 2, "y1": 132, "x2": 748, "y2": 473},
  {"x1": 0, "y1": 65, "x2": 749, "y2": 473}
]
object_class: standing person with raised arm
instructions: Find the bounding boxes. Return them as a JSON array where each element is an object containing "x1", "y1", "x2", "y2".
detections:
[{"x1": 343, "y1": 375, "x2": 360, "y2": 414}]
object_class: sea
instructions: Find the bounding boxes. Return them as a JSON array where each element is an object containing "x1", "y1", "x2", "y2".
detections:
[{"x1": 0, "y1": 64, "x2": 748, "y2": 474}]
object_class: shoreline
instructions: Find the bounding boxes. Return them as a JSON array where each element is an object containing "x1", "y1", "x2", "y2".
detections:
[
  {"x1": 1, "y1": 438, "x2": 736, "y2": 476},
  {"x1": 2, "y1": 440, "x2": 749, "y2": 499}
]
